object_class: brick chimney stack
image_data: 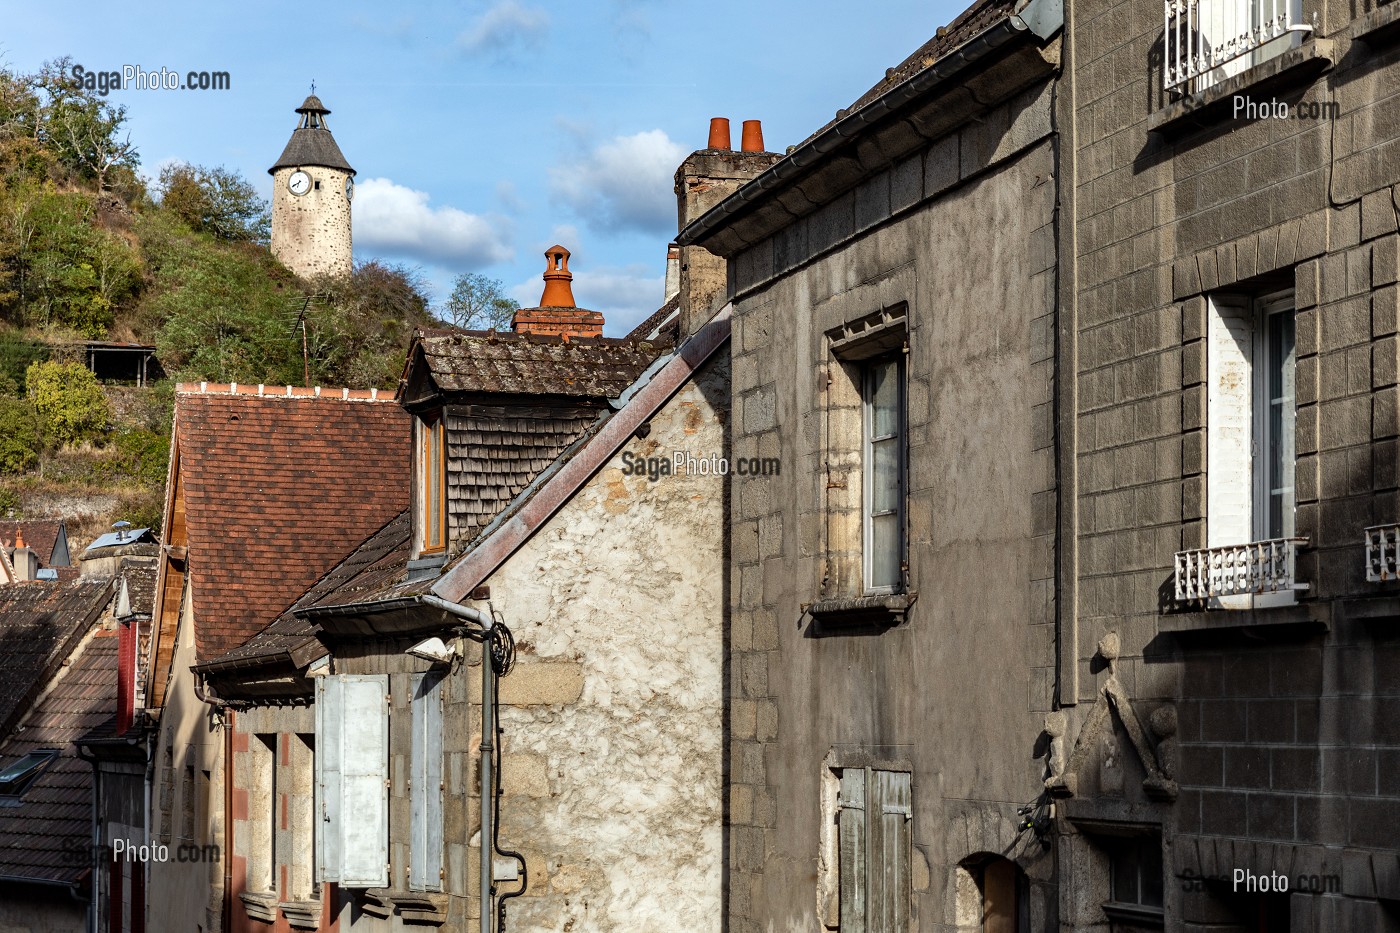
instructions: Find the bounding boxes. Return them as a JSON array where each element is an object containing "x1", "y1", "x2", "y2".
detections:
[
  {"x1": 511, "y1": 245, "x2": 604, "y2": 340},
  {"x1": 674, "y1": 117, "x2": 782, "y2": 339}
]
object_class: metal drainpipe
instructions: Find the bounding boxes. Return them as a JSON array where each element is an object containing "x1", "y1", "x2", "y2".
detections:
[
  {"x1": 419, "y1": 595, "x2": 494, "y2": 933},
  {"x1": 74, "y1": 744, "x2": 100, "y2": 933}
]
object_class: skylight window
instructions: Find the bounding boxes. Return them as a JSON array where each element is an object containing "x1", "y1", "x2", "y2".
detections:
[{"x1": 0, "y1": 749, "x2": 60, "y2": 801}]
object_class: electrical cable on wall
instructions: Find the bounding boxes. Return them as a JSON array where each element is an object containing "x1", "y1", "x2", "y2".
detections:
[{"x1": 487, "y1": 605, "x2": 527, "y2": 928}]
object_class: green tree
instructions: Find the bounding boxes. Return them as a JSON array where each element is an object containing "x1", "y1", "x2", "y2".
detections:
[
  {"x1": 25, "y1": 359, "x2": 111, "y2": 445},
  {"x1": 157, "y1": 162, "x2": 270, "y2": 242},
  {"x1": 0, "y1": 397, "x2": 41, "y2": 473},
  {"x1": 33, "y1": 58, "x2": 139, "y2": 191},
  {"x1": 442, "y1": 272, "x2": 515, "y2": 331}
]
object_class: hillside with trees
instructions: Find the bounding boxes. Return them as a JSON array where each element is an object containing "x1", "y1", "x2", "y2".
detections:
[{"x1": 0, "y1": 59, "x2": 439, "y2": 545}]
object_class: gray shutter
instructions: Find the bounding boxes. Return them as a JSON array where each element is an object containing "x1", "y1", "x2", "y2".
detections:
[
  {"x1": 868, "y1": 769, "x2": 911, "y2": 933},
  {"x1": 409, "y1": 671, "x2": 444, "y2": 892},
  {"x1": 839, "y1": 768, "x2": 868, "y2": 933},
  {"x1": 314, "y1": 675, "x2": 342, "y2": 883},
  {"x1": 339, "y1": 675, "x2": 390, "y2": 888}
]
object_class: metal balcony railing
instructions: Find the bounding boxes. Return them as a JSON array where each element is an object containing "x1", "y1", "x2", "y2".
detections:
[
  {"x1": 1365, "y1": 524, "x2": 1400, "y2": 582},
  {"x1": 1174, "y1": 537, "x2": 1309, "y2": 603},
  {"x1": 1164, "y1": 0, "x2": 1312, "y2": 92}
]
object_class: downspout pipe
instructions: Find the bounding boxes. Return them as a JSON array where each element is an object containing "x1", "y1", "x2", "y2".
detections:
[
  {"x1": 74, "y1": 745, "x2": 100, "y2": 933},
  {"x1": 418, "y1": 595, "x2": 495, "y2": 933}
]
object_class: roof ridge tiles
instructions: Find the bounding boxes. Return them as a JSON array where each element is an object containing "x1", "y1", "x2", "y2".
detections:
[{"x1": 176, "y1": 382, "x2": 394, "y2": 401}]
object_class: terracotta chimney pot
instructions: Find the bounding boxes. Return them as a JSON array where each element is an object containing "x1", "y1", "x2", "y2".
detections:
[
  {"x1": 741, "y1": 120, "x2": 765, "y2": 152},
  {"x1": 708, "y1": 117, "x2": 731, "y2": 151},
  {"x1": 539, "y1": 245, "x2": 577, "y2": 308}
]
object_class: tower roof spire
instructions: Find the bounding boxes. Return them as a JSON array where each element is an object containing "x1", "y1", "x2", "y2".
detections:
[{"x1": 268, "y1": 92, "x2": 354, "y2": 176}]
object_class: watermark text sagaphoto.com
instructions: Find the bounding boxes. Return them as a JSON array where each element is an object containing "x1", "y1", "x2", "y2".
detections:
[
  {"x1": 1232, "y1": 95, "x2": 1338, "y2": 121},
  {"x1": 70, "y1": 64, "x2": 231, "y2": 96},
  {"x1": 619, "y1": 450, "x2": 780, "y2": 481}
]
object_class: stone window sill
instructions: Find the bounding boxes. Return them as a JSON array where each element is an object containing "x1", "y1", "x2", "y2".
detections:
[
  {"x1": 1159, "y1": 600, "x2": 1330, "y2": 635},
  {"x1": 1102, "y1": 901, "x2": 1165, "y2": 928},
  {"x1": 358, "y1": 890, "x2": 448, "y2": 926},
  {"x1": 1148, "y1": 39, "x2": 1335, "y2": 135},
  {"x1": 807, "y1": 593, "x2": 915, "y2": 633},
  {"x1": 238, "y1": 891, "x2": 278, "y2": 924},
  {"x1": 279, "y1": 899, "x2": 322, "y2": 931},
  {"x1": 1357, "y1": 1, "x2": 1400, "y2": 44}
]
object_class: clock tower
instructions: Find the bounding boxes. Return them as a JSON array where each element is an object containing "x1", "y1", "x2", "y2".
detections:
[{"x1": 269, "y1": 93, "x2": 355, "y2": 279}]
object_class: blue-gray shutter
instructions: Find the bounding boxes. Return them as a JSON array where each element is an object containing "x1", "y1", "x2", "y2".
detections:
[
  {"x1": 839, "y1": 768, "x2": 867, "y2": 933},
  {"x1": 314, "y1": 675, "x2": 341, "y2": 883},
  {"x1": 409, "y1": 671, "x2": 444, "y2": 891},
  {"x1": 868, "y1": 769, "x2": 911, "y2": 933},
  {"x1": 338, "y1": 675, "x2": 390, "y2": 888}
]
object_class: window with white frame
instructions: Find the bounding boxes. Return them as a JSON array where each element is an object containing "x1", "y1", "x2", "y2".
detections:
[
  {"x1": 863, "y1": 356, "x2": 905, "y2": 594},
  {"x1": 1165, "y1": 0, "x2": 1309, "y2": 94},
  {"x1": 1188, "y1": 289, "x2": 1300, "y2": 607}
]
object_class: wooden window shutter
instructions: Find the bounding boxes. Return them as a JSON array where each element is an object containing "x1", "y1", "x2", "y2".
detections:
[
  {"x1": 316, "y1": 674, "x2": 389, "y2": 888},
  {"x1": 840, "y1": 768, "x2": 911, "y2": 933},
  {"x1": 839, "y1": 768, "x2": 867, "y2": 933},
  {"x1": 314, "y1": 676, "x2": 341, "y2": 883},
  {"x1": 409, "y1": 671, "x2": 444, "y2": 892}
]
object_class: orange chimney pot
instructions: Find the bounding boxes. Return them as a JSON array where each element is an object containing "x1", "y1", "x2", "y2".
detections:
[
  {"x1": 708, "y1": 117, "x2": 731, "y2": 151},
  {"x1": 539, "y1": 245, "x2": 577, "y2": 308},
  {"x1": 741, "y1": 119, "x2": 765, "y2": 152},
  {"x1": 13, "y1": 530, "x2": 24, "y2": 549}
]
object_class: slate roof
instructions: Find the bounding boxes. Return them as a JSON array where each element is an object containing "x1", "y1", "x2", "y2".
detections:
[
  {"x1": 0, "y1": 581, "x2": 113, "y2": 739},
  {"x1": 0, "y1": 521, "x2": 66, "y2": 566},
  {"x1": 0, "y1": 625, "x2": 119, "y2": 885},
  {"x1": 802, "y1": 0, "x2": 1021, "y2": 144},
  {"x1": 171, "y1": 386, "x2": 410, "y2": 663},
  {"x1": 404, "y1": 328, "x2": 661, "y2": 400},
  {"x1": 268, "y1": 96, "x2": 354, "y2": 175},
  {"x1": 199, "y1": 511, "x2": 413, "y2": 673},
  {"x1": 626, "y1": 294, "x2": 680, "y2": 346}
]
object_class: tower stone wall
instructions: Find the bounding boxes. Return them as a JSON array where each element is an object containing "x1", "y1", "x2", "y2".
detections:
[{"x1": 270, "y1": 165, "x2": 352, "y2": 279}]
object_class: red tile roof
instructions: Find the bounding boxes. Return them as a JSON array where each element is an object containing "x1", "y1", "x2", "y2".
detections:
[
  {"x1": 0, "y1": 521, "x2": 66, "y2": 567},
  {"x1": 172, "y1": 386, "x2": 410, "y2": 662},
  {"x1": 0, "y1": 593, "x2": 117, "y2": 885}
]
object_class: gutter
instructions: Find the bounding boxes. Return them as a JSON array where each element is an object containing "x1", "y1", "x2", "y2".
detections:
[{"x1": 674, "y1": 0, "x2": 1063, "y2": 250}]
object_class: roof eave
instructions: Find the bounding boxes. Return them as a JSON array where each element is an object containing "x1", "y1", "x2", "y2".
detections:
[{"x1": 677, "y1": 1, "x2": 1062, "y2": 253}]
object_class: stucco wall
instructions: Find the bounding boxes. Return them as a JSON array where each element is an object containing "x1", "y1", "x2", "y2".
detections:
[
  {"x1": 478, "y1": 352, "x2": 729, "y2": 931},
  {"x1": 723, "y1": 113, "x2": 1060, "y2": 931}
]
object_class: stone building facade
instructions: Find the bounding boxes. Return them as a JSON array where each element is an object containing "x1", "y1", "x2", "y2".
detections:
[
  {"x1": 1052, "y1": 0, "x2": 1400, "y2": 928},
  {"x1": 680, "y1": 0, "x2": 1066, "y2": 929}
]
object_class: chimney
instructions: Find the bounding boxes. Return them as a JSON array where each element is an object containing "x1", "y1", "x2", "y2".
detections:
[
  {"x1": 511, "y1": 245, "x2": 605, "y2": 340},
  {"x1": 673, "y1": 118, "x2": 782, "y2": 338},
  {"x1": 12, "y1": 544, "x2": 37, "y2": 582},
  {"x1": 664, "y1": 243, "x2": 681, "y2": 302}
]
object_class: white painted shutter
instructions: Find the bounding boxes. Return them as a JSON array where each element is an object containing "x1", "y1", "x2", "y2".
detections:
[
  {"x1": 409, "y1": 671, "x2": 444, "y2": 892},
  {"x1": 322, "y1": 674, "x2": 389, "y2": 888},
  {"x1": 314, "y1": 675, "x2": 341, "y2": 883},
  {"x1": 839, "y1": 768, "x2": 867, "y2": 933},
  {"x1": 1207, "y1": 295, "x2": 1254, "y2": 549}
]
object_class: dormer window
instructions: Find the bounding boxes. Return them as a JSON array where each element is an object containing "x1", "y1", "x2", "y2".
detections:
[{"x1": 419, "y1": 413, "x2": 446, "y2": 554}]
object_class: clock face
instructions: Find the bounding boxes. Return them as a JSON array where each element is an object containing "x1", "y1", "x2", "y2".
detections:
[
  {"x1": 288, "y1": 170, "x2": 311, "y2": 196},
  {"x1": 345, "y1": 176, "x2": 354, "y2": 201}
]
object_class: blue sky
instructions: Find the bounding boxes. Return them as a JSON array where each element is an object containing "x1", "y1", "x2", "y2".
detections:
[{"x1": 5, "y1": 0, "x2": 967, "y2": 335}]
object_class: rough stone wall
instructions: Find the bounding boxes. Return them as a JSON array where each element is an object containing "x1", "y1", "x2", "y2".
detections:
[
  {"x1": 723, "y1": 87, "x2": 1060, "y2": 931},
  {"x1": 478, "y1": 354, "x2": 729, "y2": 931},
  {"x1": 1062, "y1": 0, "x2": 1400, "y2": 928},
  {"x1": 0, "y1": 886, "x2": 85, "y2": 933},
  {"x1": 270, "y1": 166, "x2": 352, "y2": 279}
]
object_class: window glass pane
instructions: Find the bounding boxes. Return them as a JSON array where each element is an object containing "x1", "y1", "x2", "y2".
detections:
[
  {"x1": 1266, "y1": 311, "x2": 1295, "y2": 539},
  {"x1": 1110, "y1": 842, "x2": 1138, "y2": 904},
  {"x1": 1139, "y1": 837, "x2": 1164, "y2": 908},
  {"x1": 423, "y1": 421, "x2": 444, "y2": 549},
  {"x1": 869, "y1": 359, "x2": 900, "y2": 438},
  {"x1": 871, "y1": 438, "x2": 900, "y2": 514},
  {"x1": 870, "y1": 513, "x2": 900, "y2": 589}
]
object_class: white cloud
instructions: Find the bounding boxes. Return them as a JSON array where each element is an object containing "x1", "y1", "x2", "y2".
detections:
[
  {"x1": 353, "y1": 177, "x2": 512, "y2": 268},
  {"x1": 509, "y1": 262, "x2": 664, "y2": 337},
  {"x1": 549, "y1": 129, "x2": 685, "y2": 236},
  {"x1": 457, "y1": 1, "x2": 548, "y2": 54}
]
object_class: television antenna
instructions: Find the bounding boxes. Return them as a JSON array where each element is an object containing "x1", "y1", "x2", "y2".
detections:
[{"x1": 287, "y1": 295, "x2": 329, "y2": 387}]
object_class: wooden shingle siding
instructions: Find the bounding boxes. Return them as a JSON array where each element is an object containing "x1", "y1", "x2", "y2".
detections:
[{"x1": 444, "y1": 406, "x2": 597, "y2": 547}]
